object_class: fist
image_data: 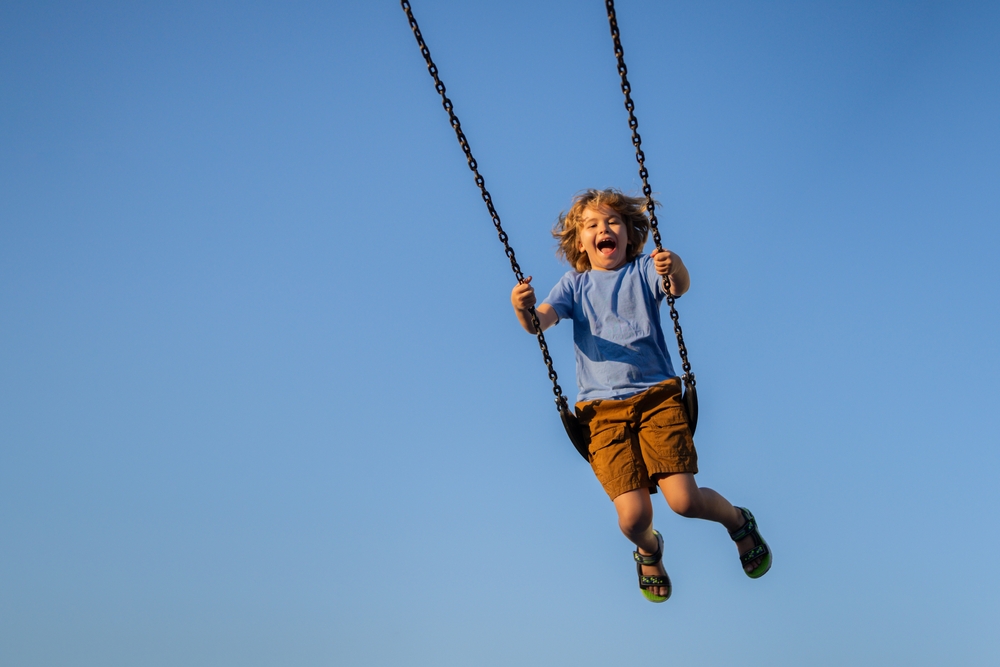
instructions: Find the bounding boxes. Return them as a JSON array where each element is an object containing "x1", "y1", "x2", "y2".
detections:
[
  {"x1": 511, "y1": 276, "x2": 537, "y2": 311},
  {"x1": 651, "y1": 248, "x2": 675, "y2": 276}
]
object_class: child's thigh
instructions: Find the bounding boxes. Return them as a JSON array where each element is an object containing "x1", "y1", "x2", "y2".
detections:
[{"x1": 586, "y1": 419, "x2": 651, "y2": 500}]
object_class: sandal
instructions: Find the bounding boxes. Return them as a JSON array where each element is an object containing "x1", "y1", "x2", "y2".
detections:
[
  {"x1": 634, "y1": 529, "x2": 672, "y2": 603},
  {"x1": 729, "y1": 507, "x2": 772, "y2": 579}
]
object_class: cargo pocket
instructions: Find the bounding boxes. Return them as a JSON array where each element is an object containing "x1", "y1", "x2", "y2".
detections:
[
  {"x1": 587, "y1": 422, "x2": 633, "y2": 473},
  {"x1": 646, "y1": 403, "x2": 689, "y2": 431},
  {"x1": 642, "y1": 403, "x2": 696, "y2": 474}
]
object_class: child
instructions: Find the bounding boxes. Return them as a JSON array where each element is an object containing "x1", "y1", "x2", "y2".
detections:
[{"x1": 511, "y1": 188, "x2": 770, "y2": 603}]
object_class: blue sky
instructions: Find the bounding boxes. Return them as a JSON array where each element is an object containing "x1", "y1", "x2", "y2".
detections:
[{"x1": 2, "y1": 1, "x2": 999, "y2": 665}]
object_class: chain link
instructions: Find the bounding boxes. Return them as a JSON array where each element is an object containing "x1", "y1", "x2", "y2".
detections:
[
  {"x1": 606, "y1": 0, "x2": 695, "y2": 386},
  {"x1": 401, "y1": 1, "x2": 571, "y2": 412}
]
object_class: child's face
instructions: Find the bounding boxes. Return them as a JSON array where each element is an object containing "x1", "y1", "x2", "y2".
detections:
[{"x1": 578, "y1": 204, "x2": 628, "y2": 271}]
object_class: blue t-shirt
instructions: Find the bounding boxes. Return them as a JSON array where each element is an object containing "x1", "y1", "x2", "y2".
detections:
[{"x1": 543, "y1": 254, "x2": 677, "y2": 403}]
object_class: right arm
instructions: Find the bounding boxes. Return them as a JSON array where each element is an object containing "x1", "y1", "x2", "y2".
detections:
[{"x1": 511, "y1": 276, "x2": 558, "y2": 334}]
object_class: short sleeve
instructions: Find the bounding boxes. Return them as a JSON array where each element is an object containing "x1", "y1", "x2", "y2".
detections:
[{"x1": 542, "y1": 272, "x2": 576, "y2": 323}]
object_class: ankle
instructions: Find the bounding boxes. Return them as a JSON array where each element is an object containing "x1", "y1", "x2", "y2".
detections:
[
  {"x1": 638, "y1": 532, "x2": 659, "y2": 554},
  {"x1": 724, "y1": 506, "x2": 746, "y2": 533}
]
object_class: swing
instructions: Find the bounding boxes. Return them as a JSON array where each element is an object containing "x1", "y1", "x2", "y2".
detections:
[{"x1": 401, "y1": 0, "x2": 698, "y2": 460}]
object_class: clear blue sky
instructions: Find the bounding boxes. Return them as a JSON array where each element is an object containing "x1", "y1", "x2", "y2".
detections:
[{"x1": 3, "y1": 1, "x2": 999, "y2": 665}]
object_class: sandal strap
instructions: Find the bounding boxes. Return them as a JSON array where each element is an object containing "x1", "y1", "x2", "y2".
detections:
[
  {"x1": 639, "y1": 574, "x2": 670, "y2": 587},
  {"x1": 740, "y1": 543, "x2": 769, "y2": 565},
  {"x1": 633, "y1": 529, "x2": 664, "y2": 565},
  {"x1": 729, "y1": 507, "x2": 757, "y2": 542},
  {"x1": 633, "y1": 550, "x2": 661, "y2": 565}
]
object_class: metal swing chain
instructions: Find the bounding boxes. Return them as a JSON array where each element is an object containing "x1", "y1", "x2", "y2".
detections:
[
  {"x1": 400, "y1": 0, "x2": 571, "y2": 415},
  {"x1": 606, "y1": 0, "x2": 695, "y2": 389}
]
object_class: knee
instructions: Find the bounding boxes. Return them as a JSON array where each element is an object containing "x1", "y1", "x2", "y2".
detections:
[
  {"x1": 617, "y1": 505, "x2": 653, "y2": 539},
  {"x1": 666, "y1": 491, "x2": 703, "y2": 518}
]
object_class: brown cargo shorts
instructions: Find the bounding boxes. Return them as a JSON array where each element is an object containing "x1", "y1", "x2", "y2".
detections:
[{"x1": 576, "y1": 377, "x2": 698, "y2": 501}]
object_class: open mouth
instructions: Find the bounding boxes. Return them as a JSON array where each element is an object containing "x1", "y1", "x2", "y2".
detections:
[{"x1": 596, "y1": 238, "x2": 617, "y2": 255}]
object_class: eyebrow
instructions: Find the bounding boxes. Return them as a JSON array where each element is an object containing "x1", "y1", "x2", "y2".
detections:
[{"x1": 582, "y1": 212, "x2": 622, "y2": 221}]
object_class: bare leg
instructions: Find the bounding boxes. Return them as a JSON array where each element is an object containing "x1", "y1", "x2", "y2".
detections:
[
  {"x1": 612, "y1": 488, "x2": 669, "y2": 598},
  {"x1": 656, "y1": 473, "x2": 764, "y2": 574}
]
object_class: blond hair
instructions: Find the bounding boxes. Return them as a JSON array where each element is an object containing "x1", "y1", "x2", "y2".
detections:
[{"x1": 553, "y1": 189, "x2": 655, "y2": 272}]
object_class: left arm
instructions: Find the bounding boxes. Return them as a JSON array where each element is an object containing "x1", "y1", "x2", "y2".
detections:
[{"x1": 650, "y1": 249, "x2": 690, "y2": 296}]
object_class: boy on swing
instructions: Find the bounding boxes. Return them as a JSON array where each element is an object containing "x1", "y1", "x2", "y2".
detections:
[{"x1": 511, "y1": 189, "x2": 771, "y2": 603}]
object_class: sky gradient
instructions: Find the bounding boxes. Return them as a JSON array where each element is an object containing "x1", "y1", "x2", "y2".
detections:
[{"x1": 3, "y1": 2, "x2": 999, "y2": 665}]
